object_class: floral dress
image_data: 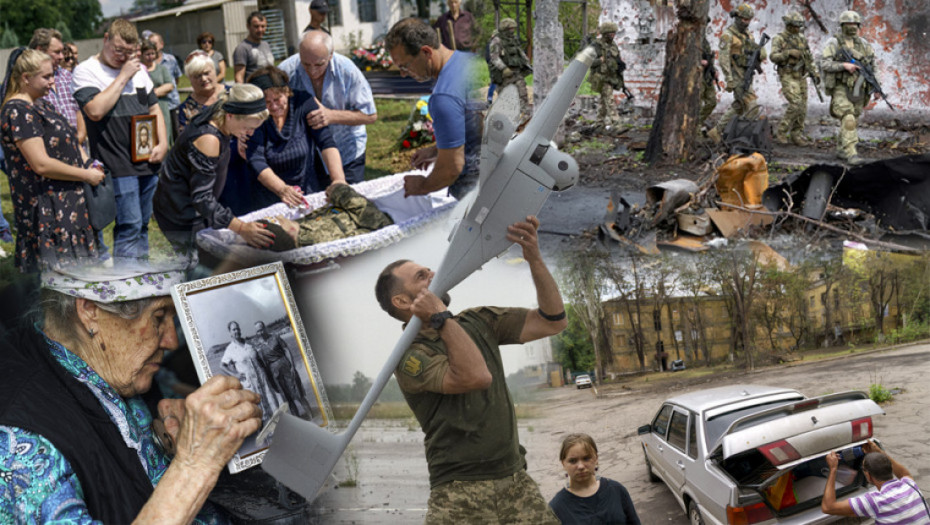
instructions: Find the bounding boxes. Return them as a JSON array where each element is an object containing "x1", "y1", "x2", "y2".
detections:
[{"x1": 0, "y1": 99, "x2": 97, "y2": 272}]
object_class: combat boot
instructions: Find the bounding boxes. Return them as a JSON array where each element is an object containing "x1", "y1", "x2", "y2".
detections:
[
  {"x1": 707, "y1": 127, "x2": 722, "y2": 144},
  {"x1": 792, "y1": 135, "x2": 812, "y2": 147},
  {"x1": 774, "y1": 132, "x2": 792, "y2": 145}
]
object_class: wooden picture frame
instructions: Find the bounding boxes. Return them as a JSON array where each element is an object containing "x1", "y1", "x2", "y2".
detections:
[
  {"x1": 131, "y1": 114, "x2": 157, "y2": 162},
  {"x1": 171, "y1": 262, "x2": 333, "y2": 474}
]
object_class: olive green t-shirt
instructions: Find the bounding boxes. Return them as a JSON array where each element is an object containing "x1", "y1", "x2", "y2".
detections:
[{"x1": 395, "y1": 306, "x2": 528, "y2": 488}]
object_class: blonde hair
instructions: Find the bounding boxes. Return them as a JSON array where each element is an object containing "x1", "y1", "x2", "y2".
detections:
[
  {"x1": 2, "y1": 49, "x2": 53, "y2": 106},
  {"x1": 184, "y1": 51, "x2": 215, "y2": 79},
  {"x1": 107, "y1": 19, "x2": 139, "y2": 45},
  {"x1": 210, "y1": 83, "x2": 269, "y2": 127}
]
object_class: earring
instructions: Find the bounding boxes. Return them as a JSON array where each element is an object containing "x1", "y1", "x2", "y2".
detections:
[{"x1": 88, "y1": 328, "x2": 96, "y2": 337}]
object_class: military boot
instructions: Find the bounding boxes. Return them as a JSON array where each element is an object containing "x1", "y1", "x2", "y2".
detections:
[
  {"x1": 792, "y1": 135, "x2": 812, "y2": 147},
  {"x1": 707, "y1": 127, "x2": 722, "y2": 144},
  {"x1": 774, "y1": 132, "x2": 792, "y2": 145}
]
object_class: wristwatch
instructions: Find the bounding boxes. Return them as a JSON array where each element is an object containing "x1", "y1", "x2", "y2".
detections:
[{"x1": 430, "y1": 311, "x2": 454, "y2": 330}]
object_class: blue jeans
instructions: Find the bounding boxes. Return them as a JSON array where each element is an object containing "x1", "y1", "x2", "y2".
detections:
[{"x1": 113, "y1": 174, "x2": 157, "y2": 258}]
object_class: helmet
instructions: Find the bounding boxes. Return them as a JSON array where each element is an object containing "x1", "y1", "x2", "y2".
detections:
[
  {"x1": 733, "y1": 3, "x2": 754, "y2": 20},
  {"x1": 783, "y1": 11, "x2": 805, "y2": 27},
  {"x1": 838, "y1": 10, "x2": 861, "y2": 25},
  {"x1": 500, "y1": 18, "x2": 517, "y2": 31},
  {"x1": 598, "y1": 21, "x2": 619, "y2": 34}
]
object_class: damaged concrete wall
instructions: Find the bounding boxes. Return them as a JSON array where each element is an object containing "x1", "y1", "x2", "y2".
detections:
[{"x1": 599, "y1": 0, "x2": 930, "y2": 125}]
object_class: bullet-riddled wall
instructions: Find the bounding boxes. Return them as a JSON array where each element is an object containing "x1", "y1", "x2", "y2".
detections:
[{"x1": 599, "y1": 0, "x2": 930, "y2": 125}]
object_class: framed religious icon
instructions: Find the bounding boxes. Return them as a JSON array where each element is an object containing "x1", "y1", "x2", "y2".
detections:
[
  {"x1": 131, "y1": 114, "x2": 157, "y2": 162},
  {"x1": 171, "y1": 262, "x2": 333, "y2": 474}
]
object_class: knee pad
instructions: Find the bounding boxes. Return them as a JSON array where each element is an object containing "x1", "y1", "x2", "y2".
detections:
[{"x1": 841, "y1": 114, "x2": 857, "y2": 131}]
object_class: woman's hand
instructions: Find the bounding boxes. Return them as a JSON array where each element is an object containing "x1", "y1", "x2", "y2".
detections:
[
  {"x1": 170, "y1": 375, "x2": 262, "y2": 477},
  {"x1": 237, "y1": 220, "x2": 276, "y2": 248},
  {"x1": 277, "y1": 185, "x2": 305, "y2": 208},
  {"x1": 84, "y1": 166, "x2": 105, "y2": 186}
]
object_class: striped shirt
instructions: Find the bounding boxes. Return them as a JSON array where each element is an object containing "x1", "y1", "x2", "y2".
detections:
[{"x1": 848, "y1": 478, "x2": 930, "y2": 524}]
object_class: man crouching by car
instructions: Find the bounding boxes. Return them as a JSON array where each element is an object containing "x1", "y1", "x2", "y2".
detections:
[{"x1": 821, "y1": 440, "x2": 930, "y2": 524}]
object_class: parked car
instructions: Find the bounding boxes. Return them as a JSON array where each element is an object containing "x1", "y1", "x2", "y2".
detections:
[
  {"x1": 575, "y1": 374, "x2": 593, "y2": 389},
  {"x1": 670, "y1": 359, "x2": 686, "y2": 371},
  {"x1": 638, "y1": 385, "x2": 884, "y2": 525}
]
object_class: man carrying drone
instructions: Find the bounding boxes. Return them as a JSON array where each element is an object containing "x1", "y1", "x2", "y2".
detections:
[{"x1": 375, "y1": 216, "x2": 566, "y2": 523}]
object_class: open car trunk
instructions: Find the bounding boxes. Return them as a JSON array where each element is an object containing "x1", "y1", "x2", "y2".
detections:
[{"x1": 714, "y1": 391, "x2": 884, "y2": 517}]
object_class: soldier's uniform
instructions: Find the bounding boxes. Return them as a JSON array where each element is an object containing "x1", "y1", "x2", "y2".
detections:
[
  {"x1": 710, "y1": 3, "x2": 767, "y2": 142},
  {"x1": 819, "y1": 10, "x2": 876, "y2": 165},
  {"x1": 487, "y1": 18, "x2": 532, "y2": 114},
  {"x1": 771, "y1": 11, "x2": 819, "y2": 146},
  {"x1": 590, "y1": 22, "x2": 626, "y2": 129},
  {"x1": 261, "y1": 184, "x2": 394, "y2": 250},
  {"x1": 699, "y1": 33, "x2": 718, "y2": 125}
]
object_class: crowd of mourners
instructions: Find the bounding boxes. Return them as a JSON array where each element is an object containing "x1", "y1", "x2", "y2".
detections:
[{"x1": 0, "y1": 12, "x2": 378, "y2": 273}]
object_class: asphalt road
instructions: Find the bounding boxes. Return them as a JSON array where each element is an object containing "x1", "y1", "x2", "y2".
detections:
[{"x1": 308, "y1": 342, "x2": 930, "y2": 524}]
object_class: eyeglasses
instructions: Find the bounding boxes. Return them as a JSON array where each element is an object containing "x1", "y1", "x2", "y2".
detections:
[
  {"x1": 201, "y1": 39, "x2": 214, "y2": 44},
  {"x1": 111, "y1": 45, "x2": 138, "y2": 57},
  {"x1": 395, "y1": 52, "x2": 420, "y2": 73}
]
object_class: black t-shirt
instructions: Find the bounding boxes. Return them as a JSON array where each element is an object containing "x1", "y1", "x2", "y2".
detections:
[{"x1": 549, "y1": 478, "x2": 641, "y2": 525}]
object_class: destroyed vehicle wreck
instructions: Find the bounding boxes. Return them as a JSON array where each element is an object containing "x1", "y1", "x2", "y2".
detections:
[{"x1": 599, "y1": 153, "x2": 930, "y2": 253}]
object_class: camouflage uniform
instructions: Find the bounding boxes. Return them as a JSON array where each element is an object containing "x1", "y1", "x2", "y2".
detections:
[
  {"x1": 819, "y1": 11, "x2": 876, "y2": 164},
  {"x1": 699, "y1": 34, "x2": 718, "y2": 125},
  {"x1": 590, "y1": 22, "x2": 625, "y2": 128},
  {"x1": 395, "y1": 307, "x2": 559, "y2": 524},
  {"x1": 294, "y1": 184, "x2": 394, "y2": 247},
  {"x1": 711, "y1": 4, "x2": 767, "y2": 141},
  {"x1": 771, "y1": 12, "x2": 819, "y2": 145},
  {"x1": 487, "y1": 19, "x2": 532, "y2": 114}
]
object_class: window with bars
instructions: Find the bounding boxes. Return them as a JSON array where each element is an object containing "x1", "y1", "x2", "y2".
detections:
[
  {"x1": 357, "y1": 0, "x2": 377, "y2": 22},
  {"x1": 327, "y1": 1, "x2": 343, "y2": 27}
]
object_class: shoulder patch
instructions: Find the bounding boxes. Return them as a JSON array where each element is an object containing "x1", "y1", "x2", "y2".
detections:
[{"x1": 402, "y1": 354, "x2": 424, "y2": 376}]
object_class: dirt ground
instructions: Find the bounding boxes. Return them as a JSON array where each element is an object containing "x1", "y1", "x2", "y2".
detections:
[
  {"x1": 535, "y1": 106, "x2": 930, "y2": 259},
  {"x1": 306, "y1": 341, "x2": 930, "y2": 524}
]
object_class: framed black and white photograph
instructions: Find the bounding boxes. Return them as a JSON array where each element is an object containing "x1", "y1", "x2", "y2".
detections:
[{"x1": 172, "y1": 262, "x2": 332, "y2": 474}]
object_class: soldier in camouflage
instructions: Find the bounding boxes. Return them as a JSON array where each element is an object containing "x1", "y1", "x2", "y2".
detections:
[
  {"x1": 819, "y1": 10, "x2": 876, "y2": 165},
  {"x1": 708, "y1": 3, "x2": 767, "y2": 144},
  {"x1": 259, "y1": 182, "x2": 394, "y2": 251},
  {"x1": 590, "y1": 21, "x2": 626, "y2": 129},
  {"x1": 699, "y1": 21, "x2": 718, "y2": 127},
  {"x1": 771, "y1": 11, "x2": 820, "y2": 146},
  {"x1": 487, "y1": 18, "x2": 532, "y2": 115}
]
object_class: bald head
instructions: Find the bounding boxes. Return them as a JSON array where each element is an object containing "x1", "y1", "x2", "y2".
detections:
[{"x1": 299, "y1": 30, "x2": 334, "y2": 81}]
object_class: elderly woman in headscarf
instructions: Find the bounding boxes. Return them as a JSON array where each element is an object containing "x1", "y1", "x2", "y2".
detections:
[
  {"x1": 246, "y1": 66, "x2": 347, "y2": 211},
  {"x1": 153, "y1": 82, "x2": 276, "y2": 255},
  {"x1": 0, "y1": 262, "x2": 262, "y2": 522}
]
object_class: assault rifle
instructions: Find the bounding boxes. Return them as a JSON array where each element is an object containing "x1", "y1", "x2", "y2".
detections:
[
  {"x1": 837, "y1": 47, "x2": 894, "y2": 110},
  {"x1": 738, "y1": 32, "x2": 770, "y2": 99},
  {"x1": 621, "y1": 86, "x2": 635, "y2": 100}
]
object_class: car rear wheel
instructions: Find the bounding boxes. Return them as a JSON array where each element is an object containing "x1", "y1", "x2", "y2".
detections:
[
  {"x1": 688, "y1": 500, "x2": 704, "y2": 525},
  {"x1": 644, "y1": 451, "x2": 660, "y2": 483}
]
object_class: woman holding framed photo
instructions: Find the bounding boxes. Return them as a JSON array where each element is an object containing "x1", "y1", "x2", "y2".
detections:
[{"x1": 0, "y1": 48, "x2": 104, "y2": 272}]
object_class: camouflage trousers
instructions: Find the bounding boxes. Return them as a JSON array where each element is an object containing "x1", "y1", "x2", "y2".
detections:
[
  {"x1": 828, "y1": 84, "x2": 866, "y2": 158},
  {"x1": 500, "y1": 75, "x2": 530, "y2": 116},
  {"x1": 776, "y1": 72, "x2": 809, "y2": 140},
  {"x1": 593, "y1": 80, "x2": 621, "y2": 127},
  {"x1": 699, "y1": 79, "x2": 717, "y2": 124},
  {"x1": 714, "y1": 88, "x2": 759, "y2": 135},
  {"x1": 425, "y1": 470, "x2": 559, "y2": 524}
]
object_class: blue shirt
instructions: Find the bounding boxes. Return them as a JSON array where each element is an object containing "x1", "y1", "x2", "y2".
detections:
[
  {"x1": 278, "y1": 52, "x2": 376, "y2": 164},
  {"x1": 0, "y1": 332, "x2": 226, "y2": 524},
  {"x1": 430, "y1": 51, "x2": 482, "y2": 173},
  {"x1": 160, "y1": 53, "x2": 182, "y2": 110}
]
